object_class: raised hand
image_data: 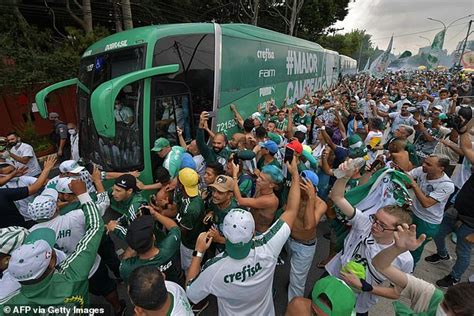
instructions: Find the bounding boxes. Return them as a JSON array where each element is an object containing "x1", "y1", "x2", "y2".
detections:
[
  {"x1": 394, "y1": 223, "x2": 426, "y2": 251},
  {"x1": 43, "y1": 155, "x2": 57, "y2": 171}
]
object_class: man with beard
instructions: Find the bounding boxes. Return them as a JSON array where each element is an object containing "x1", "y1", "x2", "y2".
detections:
[
  {"x1": 204, "y1": 175, "x2": 239, "y2": 251},
  {"x1": 377, "y1": 102, "x2": 418, "y2": 138},
  {"x1": 6, "y1": 132, "x2": 41, "y2": 177},
  {"x1": 197, "y1": 112, "x2": 230, "y2": 167}
]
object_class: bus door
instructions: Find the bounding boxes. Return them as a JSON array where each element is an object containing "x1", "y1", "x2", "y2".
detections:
[{"x1": 150, "y1": 80, "x2": 193, "y2": 177}]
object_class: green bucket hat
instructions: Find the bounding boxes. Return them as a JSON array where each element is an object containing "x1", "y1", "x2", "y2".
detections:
[{"x1": 311, "y1": 276, "x2": 356, "y2": 316}]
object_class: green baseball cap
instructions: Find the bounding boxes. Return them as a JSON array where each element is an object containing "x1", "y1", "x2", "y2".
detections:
[
  {"x1": 311, "y1": 276, "x2": 356, "y2": 316},
  {"x1": 151, "y1": 138, "x2": 170, "y2": 152},
  {"x1": 347, "y1": 134, "x2": 368, "y2": 158},
  {"x1": 267, "y1": 132, "x2": 283, "y2": 145}
]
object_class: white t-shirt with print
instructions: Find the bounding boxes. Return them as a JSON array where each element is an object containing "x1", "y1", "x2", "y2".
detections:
[
  {"x1": 29, "y1": 194, "x2": 109, "y2": 277},
  {"x1": 388, "y1": 112, "x2": 418, "y2": 132},
  {"x1": 165, "y1": 281, "x2": 193, "y2": 315},
  {"x1": 409, "y1": 167, "x2": 455, "y2": 224},
  {"x1": 10, "y1": 142, "x2": 41, "y2": 177},
  {"x1": 186, "y1": 219, "x2": 291, "y2": 316},
  {"x1": 325, "y1": 209, "x2": 414, "y2": 313}
]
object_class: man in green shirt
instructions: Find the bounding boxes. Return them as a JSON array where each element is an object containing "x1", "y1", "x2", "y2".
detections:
[
  {"x1": 205, "y1": 175, "x2": 239, "y2": 249},
  {"x1": 257, "y1": 140, "x2": 282, "y2": 170},
  {"x1": 197, "y1": 111, "x2": 230, "y2": 167},
  {"x1": 293, "y1": 104, "x2": 312, "y2": 128},
  {"x1": 151, "y1": 138, "x2": 185, "y2": 178},
  {"x1": 120, "y1": 212, "x2": 182, "y2": 285},
  {"x1": 107, "y1": 174, "x2": 147, "y2": 238},
  {"x1": 274, "y1": 110, "x2": 289, "y2": 134},
  {"x1": 1, "y1": 180, "x2": 107, "y2": 312},
  {"x1": 176, "y1": 168, "x2": 205, "y2": 274}
]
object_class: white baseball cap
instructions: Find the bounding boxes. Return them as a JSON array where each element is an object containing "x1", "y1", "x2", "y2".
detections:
[
  {"x1": 8, "y1": 228, "x2": 56, "y2": 282},
  {"x1": 296, "y1": 104, "x2": 307, "y2": 111},
  {"x1": 59, "y1": 160, "x2": 84, "y2": 174},
  {"x1": 55, "y1": 177, "x2": 73, "y2": 194},
  {"x1": 296, "y1": 125, "x2": 308, "y2": 133},
  {"x1": 223, "y1": 209, "x2": 255, "y2": 259},
  {"x1": 27, "y1": 188, "x2": 58, "y2": 221}
]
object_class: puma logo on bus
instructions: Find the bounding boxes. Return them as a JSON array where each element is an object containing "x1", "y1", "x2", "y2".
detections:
[
  {"x1": 259, "y1": 86, "x2": 275, "y2": 97},
  {"x1": 257, "y1": 48, "x2": 275, "y2": 61},
  {"x1": 105, "y1": 40, "x2": 128, "y2": 51}
]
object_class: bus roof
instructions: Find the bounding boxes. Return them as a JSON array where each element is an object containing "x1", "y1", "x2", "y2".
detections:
[
  {"x1": 82, "y1": 23, "x2": 215, "y2": 58},
  {"x1": 82, "y1": 23, "x2": 326, "y2": 58}
]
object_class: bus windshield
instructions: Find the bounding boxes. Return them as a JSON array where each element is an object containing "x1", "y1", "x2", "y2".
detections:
[{"x1": 77, "y1": 45, "x2": 145, "y2": 171}]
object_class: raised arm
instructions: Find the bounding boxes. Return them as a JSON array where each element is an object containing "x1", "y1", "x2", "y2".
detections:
[
  {"x1": 279, "y1": 157, "x2": 301, "y2": 229},
  {"x1": 28, "y1": 156, "x2": 56, "y2": 195},
  {"x1": 177, "y1": 127, "x2": 187, "y2": 149},
  {"x1": 230, "y1": 104, "x2": 244, "y2": 129},
  {"x1": 460, "y1": 117, "x2": 474, "y2": 164},
  {"x1": 328, "y1": 160, "x2": 356, "y2": 219}
]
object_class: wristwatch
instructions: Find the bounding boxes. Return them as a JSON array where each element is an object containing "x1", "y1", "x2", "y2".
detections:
[{"x1": 192, "y1": 250, "x2": 204, "y2": 258}]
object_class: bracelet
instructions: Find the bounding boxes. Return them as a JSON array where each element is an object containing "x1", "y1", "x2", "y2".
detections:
[{"x1": 192, "y1": 250, "x2": 204, "y2": 258}]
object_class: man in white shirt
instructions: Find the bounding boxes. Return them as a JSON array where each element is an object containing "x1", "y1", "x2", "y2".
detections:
[
  {"x1": 128, "y1": 265, "x2": 193, "y2": 316},
  {"x1": 6, "y1": 132, "x2": 41, "y2": 177},
  {"x1": 326, "y1": 160, "x2": 414, "y2": 315},
  {"x1": 185, "y1": 158, "x2": 301, "y2": 316},
  {"x1": 377, "y1": 102, "x2": 419, "y2": 138},
  {"x1": 28, "y1": 179, "x2": 124, "y2": 314},
  {"x1": 0, "y1": 161, "x2": 37, "y2": 224},
  {"x1": 406, "y1": 154, "x2": 454, "y2": 264}
]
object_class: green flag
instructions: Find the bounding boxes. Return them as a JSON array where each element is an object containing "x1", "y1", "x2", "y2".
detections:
[
  {"x1": 431, "y1": 29, "x2": 446, "y2": 50},
  {"x1": 428, "y1": 29, "x2": 446, "y2": 67}
]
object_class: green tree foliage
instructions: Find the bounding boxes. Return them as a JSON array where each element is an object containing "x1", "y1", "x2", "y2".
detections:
[
  {"x1": 317, "y1": 30, "x2": 384, "y2": 69},
  {"x1": 0, "y1": 13, "x2": 109, "y2": 93}
]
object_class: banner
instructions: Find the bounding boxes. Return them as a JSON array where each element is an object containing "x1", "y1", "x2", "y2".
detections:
[
  {"x1": 370, "y1": 35, "x2": 393, "y2": 74},
  {"x1": 427, "y1": 29, "x2": 446, "y2": 67}
]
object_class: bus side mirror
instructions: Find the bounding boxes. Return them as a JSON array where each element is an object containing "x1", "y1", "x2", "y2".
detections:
[
  {"x1": 35, "y1": 78, "x2": 90, "y2": 118},
  {"x1": 90, "y1": 64, "x2": 180, "y2": 138}
]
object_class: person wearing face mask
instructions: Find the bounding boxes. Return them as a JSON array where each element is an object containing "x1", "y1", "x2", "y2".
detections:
[
  {"x1": 394, "y1": 91, "x2": 408, "y2": 112},
  {"x1": 67, "y1": 123, "x2": 80, "y2": 162},
  {"x1": 114, "y1": 98, "x2": 134, "y2": 125},
  {"x1": 6, "y1": 132, "x2": 41, "y2": 177},
  {"x1": 372, "y1": 224, "x2": 474, "y2": 316}
]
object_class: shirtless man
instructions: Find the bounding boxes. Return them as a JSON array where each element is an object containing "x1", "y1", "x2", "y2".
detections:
[
  {"x1": 286, "y1": 170, "x2": 327, "y2": 301},
  {"x1": 232, "y1": 163, "x2": 282, "y2": 234}
]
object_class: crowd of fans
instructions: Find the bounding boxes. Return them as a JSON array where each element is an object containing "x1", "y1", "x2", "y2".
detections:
[{"x1": 0, "y1": 70, "x2": 473, "y2": 316}]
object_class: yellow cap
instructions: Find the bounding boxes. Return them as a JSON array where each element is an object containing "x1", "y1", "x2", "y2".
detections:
[{"x1": 178, "y1": 168, "x2": 199, "y2": 197}]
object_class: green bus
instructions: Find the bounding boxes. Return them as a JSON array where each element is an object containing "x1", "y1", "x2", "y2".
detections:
[{"x1": 35, "y1": 23, "x2": 356, "y2": 184}]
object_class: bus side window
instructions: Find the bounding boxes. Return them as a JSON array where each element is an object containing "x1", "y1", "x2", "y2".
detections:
[{"x1": 155, "y1": 96, "x2": 178, "y2": 143}]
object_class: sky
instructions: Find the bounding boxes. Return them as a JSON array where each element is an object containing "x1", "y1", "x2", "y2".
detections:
[{"x1": 333, "y1": 0, "x2": 474, "y2": 55}]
